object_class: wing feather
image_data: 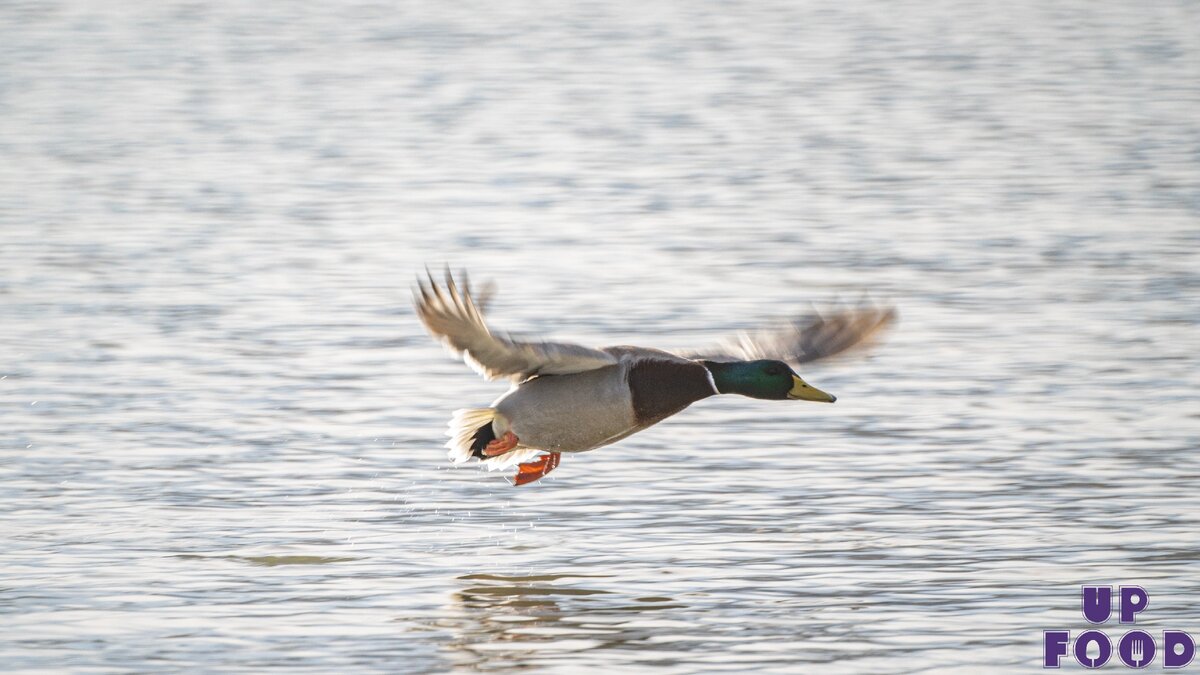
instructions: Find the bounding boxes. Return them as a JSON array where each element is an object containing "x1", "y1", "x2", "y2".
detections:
[
  {"x1": 679, "y1": 304, "x2": 896, "y2": 365},
  {"x1": 415, "y1": 269, "x2": 618, "y2": 381}
]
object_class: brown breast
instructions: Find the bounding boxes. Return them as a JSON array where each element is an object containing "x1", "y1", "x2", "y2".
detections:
[{"x1": 627, "y1": 358, "x2": 717, "y2": 427}]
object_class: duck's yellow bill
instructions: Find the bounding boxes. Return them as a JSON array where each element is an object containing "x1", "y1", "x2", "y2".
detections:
[{"x1": 788, "y1": 375, "x2": 836, "y2": 403}]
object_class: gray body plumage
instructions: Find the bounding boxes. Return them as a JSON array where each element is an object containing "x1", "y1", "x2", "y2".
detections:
[
  {"x1": 493, "y1": 347, "x2": 717, "y2": 453},
  {"x1": 494, "y1": 362, "x2": 637, "y2": 453}
]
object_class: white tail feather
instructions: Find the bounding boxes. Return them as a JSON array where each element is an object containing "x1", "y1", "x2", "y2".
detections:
[
  {"x1": 445, "y1": 408, "x2": 496, "y2": 464},
  {"x1": 445, "y1": 407, "x2": 542, "y2": 471}
]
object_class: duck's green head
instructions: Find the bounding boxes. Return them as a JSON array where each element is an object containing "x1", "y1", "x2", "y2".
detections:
[{"x1": 703, "y1": 359, "x2": 836, "y2": 402}]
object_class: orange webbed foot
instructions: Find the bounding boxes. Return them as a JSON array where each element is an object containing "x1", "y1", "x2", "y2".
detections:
[
  {"x1": 483, "y1": 431, "x2": 519, "y2": 457},
  {"x1": 511, "y1": 453, "x2": 561, "y2": 486}
]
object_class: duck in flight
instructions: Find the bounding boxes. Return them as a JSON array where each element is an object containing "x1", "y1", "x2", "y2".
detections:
[{"x1": 415, "y1": 270, "x2": 895, "y2": 486}]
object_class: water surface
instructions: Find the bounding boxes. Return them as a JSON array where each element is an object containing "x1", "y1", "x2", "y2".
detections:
[{"x1": 2, "y1": 1, "x2": 1199, "y2": 672}]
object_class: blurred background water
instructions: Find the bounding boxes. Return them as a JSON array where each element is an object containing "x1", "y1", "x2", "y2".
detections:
[{"x1": 2, "y1": 1, "x2": 1199, "y2": 672}]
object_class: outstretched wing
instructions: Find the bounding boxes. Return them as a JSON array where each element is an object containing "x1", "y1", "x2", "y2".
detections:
[
  {"x1": 679, "y1": 304, "x2": 897, "y2": 365},
  {"x1": 415, "y1": 269, "x2": 618, "y2": 381}
]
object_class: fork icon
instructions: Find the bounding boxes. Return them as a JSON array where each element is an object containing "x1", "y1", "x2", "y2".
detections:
[{"x1": 1131, "y1": 639, "x2": 1145, "y2": 667}]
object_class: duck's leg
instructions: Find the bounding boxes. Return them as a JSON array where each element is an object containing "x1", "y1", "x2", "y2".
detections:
[
  {"x1": 483, "y1": 431, "x2": 519, "y2": 456},
  {"x1": 511, "y1": 452, "x2": 561, "y2": 486}
]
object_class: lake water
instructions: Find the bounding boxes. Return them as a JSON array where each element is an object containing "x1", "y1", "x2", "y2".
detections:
[{"x1": 2, "y1": 1, "x2": 1199, "y2": 672}]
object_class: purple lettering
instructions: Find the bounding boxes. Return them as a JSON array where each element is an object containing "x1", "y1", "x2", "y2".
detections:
[
  {"x1": 1164, "y1": 630, "x2": 1196, "y2": 669},
  {"x1": 1043, "y1": 630, "x2": 1070, "y2": 668},
  {"x1": 1120, "y1": 586, "x2": 1149, "y2": 624},
  {"x1": 1118, "y1": 630, "x2": 1155, "y2": 668},
  {"x1": 1074, "y1": 629, "x2": 1112, "y2": 669},
  {"x1": 1081, "y1": 586, "x2": 1112, "y2": 624}
]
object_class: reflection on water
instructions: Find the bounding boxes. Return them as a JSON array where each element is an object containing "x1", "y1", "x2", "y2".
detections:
[
  {"x1": 3, "y1": 0, "x2": 1200, "y2": 672},
  {"x1": 442, "y1": 573, "x2": 690, "y2": 671}
]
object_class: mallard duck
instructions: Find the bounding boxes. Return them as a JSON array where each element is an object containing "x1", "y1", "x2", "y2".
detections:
[{"x1": 415, "y1": 270, "x2": 895, "y2": 486}]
